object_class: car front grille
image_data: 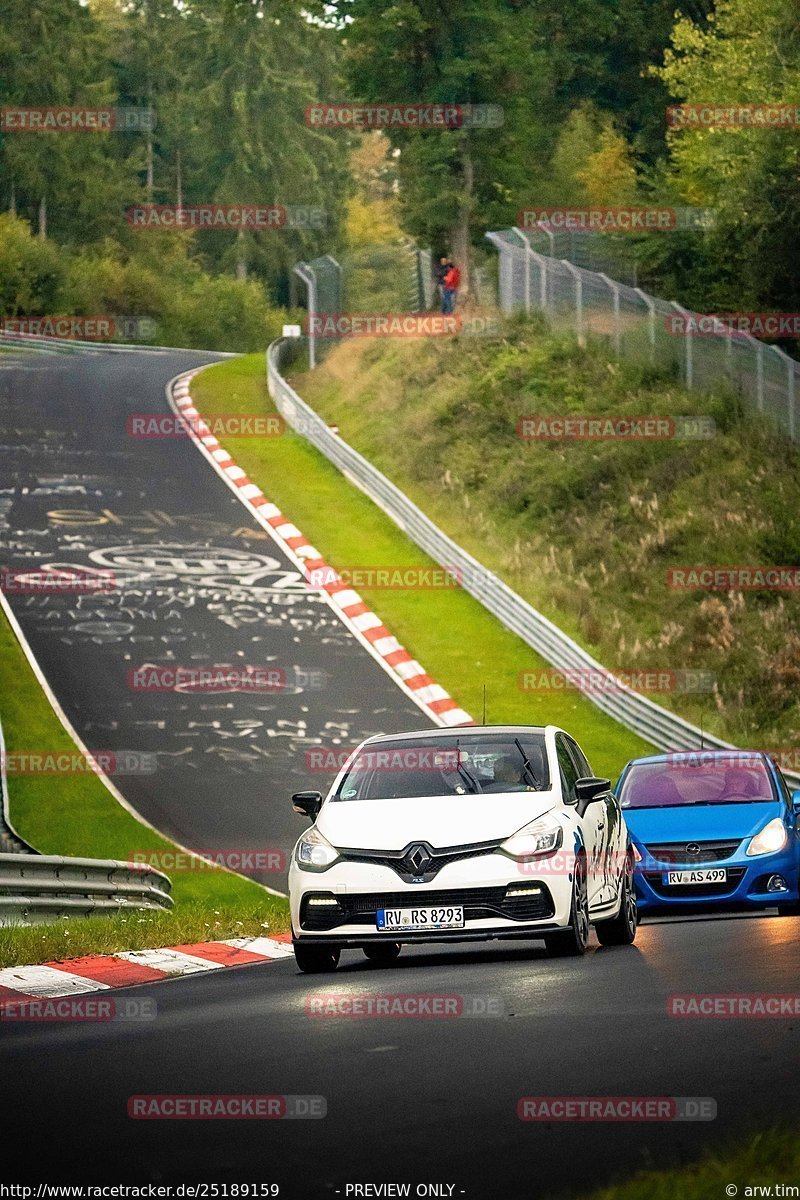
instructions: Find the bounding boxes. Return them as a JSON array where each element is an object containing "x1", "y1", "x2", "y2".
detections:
[
  {"x1": 644, "y1": 866, "x2": 746, "y2": 899},
  {"x1": 337, "y1": 840, "x2": 500, "y2": 883},
  {"x1": 300, "y1": 885, "x2": 555, "y2": 931},
  {"x1": 644, "y1": 840, "x2": 741, "y2": 865}
]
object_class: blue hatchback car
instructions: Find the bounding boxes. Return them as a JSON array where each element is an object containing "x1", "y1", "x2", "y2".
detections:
[{"x1": 615, "y1": 750, "x2": 800, "y2": 914}]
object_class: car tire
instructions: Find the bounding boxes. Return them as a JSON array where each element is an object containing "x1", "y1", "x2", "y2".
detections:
[
  {"x1": 595, "y1": 849, "x2": 638, "y2": 946},
  {"x1": 363, "y1": 942, "x2": 401, "y2": 965},
  {"x1": 544, "y1": 853, "x2": 589, "y2": 957},
  {"x1": 293, "y1": 942, "x2": 341, "y2": 973}
]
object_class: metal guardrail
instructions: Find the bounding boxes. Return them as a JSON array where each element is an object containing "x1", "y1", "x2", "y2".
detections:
[
  {"x1": 0, "y1": 330, "x2": 238, "y2": 356},
  {"x1": 0, "y1": 711, "x2": 172, "y2": 923},
  {"x1": 0, "y1": 853, "x2": 173, "y2": 925},
  {"x1": 267, "y1": 337, "x2": 800, "y2": 788}
]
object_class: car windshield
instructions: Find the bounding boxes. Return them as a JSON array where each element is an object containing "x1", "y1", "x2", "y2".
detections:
[
  {"x1": 333, "y1": 733, "x2": 550, "y2": 802},
  {"x1": 619, "y1": 755, "x2": 776, "y2": 809}
]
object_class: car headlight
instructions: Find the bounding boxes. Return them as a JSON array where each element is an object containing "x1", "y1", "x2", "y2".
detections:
[
  {"x1": 295, "y1": 826, "x2": 340, "y2": 871},
  {"x1": 746, "y1": 817, "x2": 787, "y2": 857},
  {"x1": 500, "y1": 814, "x2": 562, "y2": 860}
]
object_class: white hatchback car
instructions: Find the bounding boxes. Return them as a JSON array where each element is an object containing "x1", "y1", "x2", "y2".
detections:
[{"x1": 288, "y1": 725, "x2": 637, "y2": 972}]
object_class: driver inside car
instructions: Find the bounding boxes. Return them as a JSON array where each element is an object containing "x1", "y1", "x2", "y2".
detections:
[{"x1": 483, "y1": 753, "x2": 529, "y2": 793}]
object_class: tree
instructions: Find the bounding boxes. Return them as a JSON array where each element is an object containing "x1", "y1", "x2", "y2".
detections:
[
  {"x1": 331, "y1": 0, "x2": 560, "y2": 301},
  {"x1": 654, "y1": 0, "x2": 800, "y2": 313}
]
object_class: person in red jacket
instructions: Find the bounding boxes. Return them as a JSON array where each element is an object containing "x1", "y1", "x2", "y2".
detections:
[{"x1": 441, "y1": 262, "x2": 461, "y2": 314}]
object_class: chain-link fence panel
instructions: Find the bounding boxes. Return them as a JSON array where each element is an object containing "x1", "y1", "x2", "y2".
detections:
[{"x1": 486, "y1": 228, "x2": 800, "y2": 442}]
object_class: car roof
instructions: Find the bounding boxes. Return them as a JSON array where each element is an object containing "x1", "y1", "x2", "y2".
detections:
[
  {"x1": 359, "y1": 724, "x2": 555, "y2": 746},
  {"x1": 624, "y1": 749, "x2": 772, "y2": 767}
]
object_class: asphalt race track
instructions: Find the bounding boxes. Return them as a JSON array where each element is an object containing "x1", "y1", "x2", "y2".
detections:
[
  {"x1": 1, "y1": 348, "x2": 798, "y2": 1197},
  {"x1": 3, "y1": 914, "x2": 799, "y2": 1195},
  {"x1": 0, "y1": 346, "x2": 427, "y2": 885}
]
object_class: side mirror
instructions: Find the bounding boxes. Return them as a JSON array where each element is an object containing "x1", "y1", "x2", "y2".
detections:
[
  {"x1": 575, "y1": 776, "x2": 611, "y2": 805},
  {"x1": 791, "y1": 789, "x2": 800, "y2": 813},
  {"x1": 292, "y1": 790, "x2": 322, "y2": 819}
]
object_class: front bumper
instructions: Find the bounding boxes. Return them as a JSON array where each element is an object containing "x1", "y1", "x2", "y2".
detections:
[
  {"x1": 289, "y1": 850, "x2": 574, "y2": 942},
  {"x1": 634, "y1": 848, "x2": 799, "y2": 912}
]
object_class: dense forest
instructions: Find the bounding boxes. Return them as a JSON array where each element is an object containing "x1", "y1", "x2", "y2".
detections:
[{"x1": 1, "y1": 0, "x2": 798, "y2": 346}]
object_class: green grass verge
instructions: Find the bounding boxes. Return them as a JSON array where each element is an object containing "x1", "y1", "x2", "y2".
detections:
[
  {"x1": 573, "y1": 1129, "x2": 798, "y2": 1200},
  {"x1": 0, "y1": 904, "x2": 283, "y2": 969},
  {"x1": 0, "y1": 607, "x2": 289, "y2": 967},
  {"x1": 289, "y1": 324, "x2": 800, "y2": 750},
  {"x1": 191, "y1": 354, "x2": 652, "y2": 780}
]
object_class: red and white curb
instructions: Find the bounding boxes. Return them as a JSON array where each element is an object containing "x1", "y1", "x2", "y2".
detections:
[
  {"x1": 169, "y1": 370, "x2": 472, "y2": 728},
  {"x1": 0, "y1": 934, "x2": 294, "y2": 1006}
]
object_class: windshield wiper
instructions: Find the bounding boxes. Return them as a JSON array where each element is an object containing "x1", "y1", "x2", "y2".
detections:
[
  {"x1": 454, "y1": 738, "x2": 481, "y2": 793},
  {"x1": 514, "y1": 738, "x2": 542, "y2": 790}
]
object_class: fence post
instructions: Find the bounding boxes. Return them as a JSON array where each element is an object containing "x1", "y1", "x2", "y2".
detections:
[
  {"x1": 320, "y1": 253, "x2": 342, "y2": 313},
  {"x1": 774, "y1": 347, "x2": 796, "y2": 439},
  {"x1": 599, "y1": 273, "x2": 621, "y2": 358},
  {"x1": 634, "y1": 288, "x2": 656, "y2": 367},
  {"x1": 485, "y1": 232, "x2": 513, "y2": 312},
  {"x1": 292, "y1": 262, "x2": 317, "y2": 370},
  {"x1": 790, "y1": 358, "x2": 797, "y2": 441},
  {"x1": 509, "y1": 227, "x2": 533, "y2": 313},
  {"x1": 563, "y1": 261, "x2": 584, "y2": 347},
  {"x1": 671, "y1": 301, "x2": 693, "y2": 389},
  {"x1": 756, "y1": 340, "x2": 764, "y2": 411}
]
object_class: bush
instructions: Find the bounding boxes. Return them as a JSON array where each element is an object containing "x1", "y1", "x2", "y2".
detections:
[{"x1": 0, "y1": 217, "x2": 288, "y2": 352}]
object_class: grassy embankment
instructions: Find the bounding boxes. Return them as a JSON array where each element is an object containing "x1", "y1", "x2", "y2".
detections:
[
  {"x1": 0, "y1": 609, "x2": 288, "y2": 968},
  {"x1": 289, "y1": 322, "x2": 800, "y2": 751}
]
